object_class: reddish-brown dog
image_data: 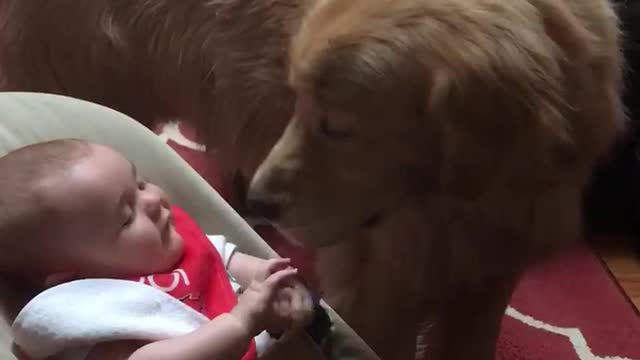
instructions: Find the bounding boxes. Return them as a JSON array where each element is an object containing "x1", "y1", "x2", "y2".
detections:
[{"x1": 0, "y1": 0, "x2": 624, "y2": 359}]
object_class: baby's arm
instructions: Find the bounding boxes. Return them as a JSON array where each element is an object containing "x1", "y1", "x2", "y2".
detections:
[
  {"x1": 25, "y1": 314, "x2": 253, "y2": 360},
  {"x1": 83, "y1": 262, "x2": 298, "y2": 360},
  {"x1": 127, "y1": 312, "x2": 254, "y2": 360},
  {"x1": 206, "y1": 235, "x2": 266, "y2": 289},
  {"x1": 228, "y1": 251, "x2": 273, "y2": 289},
  {"x1": 84, "y1": 312, "x2": 252, "y2": 360},
  {"x1": 210, "y1": 235, "x2": 314, "y2": 334}
]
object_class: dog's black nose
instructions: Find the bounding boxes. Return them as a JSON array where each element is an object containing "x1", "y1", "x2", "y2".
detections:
[{"x1": 246, "y1": 193, "x2": 281, "y2": 221}]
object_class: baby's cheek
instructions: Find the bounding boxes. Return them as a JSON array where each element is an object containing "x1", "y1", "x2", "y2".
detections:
[{"x1": 119, "y1": 227, "x2": 155, "y2": 254}]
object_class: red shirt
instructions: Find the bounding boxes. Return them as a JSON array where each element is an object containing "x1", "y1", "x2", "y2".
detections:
[{"x1": 125, "y1": 206, "x2": 257, "y2": 360}]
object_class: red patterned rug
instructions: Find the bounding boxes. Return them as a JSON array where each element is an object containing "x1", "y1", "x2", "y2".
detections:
[{"x1": 158, "y1": 121, "x2": 640, "y2": 359}]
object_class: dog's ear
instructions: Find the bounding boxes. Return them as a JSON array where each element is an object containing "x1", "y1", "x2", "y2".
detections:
[
  {"x1": 414, "y1": 1, "x2": 625, "y2": 204},
  {"x1": 423, "y1": 47, "x2": 572, "y2": 203}
]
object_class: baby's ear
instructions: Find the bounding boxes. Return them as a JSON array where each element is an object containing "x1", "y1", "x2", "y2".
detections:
[{"x1": 44, "y1": 272, "x2": 76, "y2": 288}]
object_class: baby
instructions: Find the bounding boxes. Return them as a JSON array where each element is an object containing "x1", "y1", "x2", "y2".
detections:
[{"x1": 0, "y1": 139, "x2": 315, "y2": 360}]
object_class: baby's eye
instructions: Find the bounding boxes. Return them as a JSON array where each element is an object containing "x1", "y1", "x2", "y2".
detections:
[{"x1": 137, "y1": 179, "x2": 146, "y2": 190}]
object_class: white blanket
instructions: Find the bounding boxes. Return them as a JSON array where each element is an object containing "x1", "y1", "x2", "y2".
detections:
[{"x1": 12, "y1": 278, "x2": 274, "y2": 359}]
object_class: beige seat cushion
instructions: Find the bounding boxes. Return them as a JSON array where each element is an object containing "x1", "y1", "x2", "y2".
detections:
[{"x1": 0, "y1": 92, "x2": 378, "y2": 359}]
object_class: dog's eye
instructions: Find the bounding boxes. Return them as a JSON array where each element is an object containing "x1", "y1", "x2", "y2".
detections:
[{"x1": 320, "y1": 115, "x2": 355, "y2": 140}]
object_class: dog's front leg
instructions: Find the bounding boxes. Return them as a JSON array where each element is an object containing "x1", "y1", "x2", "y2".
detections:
[
  {"x1": 316, "y1": 234, "x2": 425, "y2": 360},
  {"x1": 420, "y1": 276, "x2": 519, "y2": 360}
]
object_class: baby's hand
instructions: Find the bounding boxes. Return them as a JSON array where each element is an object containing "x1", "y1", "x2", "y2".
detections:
[
  {"x1": 231, "y1": 258, "x2": 298, "y2": 336},
  {"x1": 273, "y1": 278, "x2": 314, "y2": 336}
]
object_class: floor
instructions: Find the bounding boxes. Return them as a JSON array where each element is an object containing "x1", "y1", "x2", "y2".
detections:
[{"x1": 593, "y1": 235, "x2": 640, "y2": 312}]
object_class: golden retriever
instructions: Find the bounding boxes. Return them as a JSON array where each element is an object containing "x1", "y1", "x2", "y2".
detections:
[
  {"x1": 249, "y1": 0, "x2": 624, "y2": 358},
  {"x1": 0, "y1": 0, "x2": 624, "y2": 359}
]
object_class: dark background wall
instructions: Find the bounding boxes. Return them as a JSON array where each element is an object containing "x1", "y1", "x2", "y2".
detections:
[{"x1": 583, "y1": 0, "x2": 640, "y2": 252}]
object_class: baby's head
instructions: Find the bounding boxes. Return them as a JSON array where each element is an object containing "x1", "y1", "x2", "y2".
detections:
[{"x1": 0, "y1": 139, "x2": 183, "y2": 284}]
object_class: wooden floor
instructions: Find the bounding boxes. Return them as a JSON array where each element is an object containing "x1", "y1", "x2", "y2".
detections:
[{"x1": 593, "y1": 236, "x2": 640, "y2": 312}]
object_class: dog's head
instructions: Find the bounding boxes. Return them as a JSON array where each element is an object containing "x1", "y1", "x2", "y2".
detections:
[{"x1": 247, "y1": 0, "x2": 622, "y2": 248}]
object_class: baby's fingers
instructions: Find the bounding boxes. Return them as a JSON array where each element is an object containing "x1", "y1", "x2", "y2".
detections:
[
  {"x1": 263, "y1": 267, "x2": 299, "y2": 294},
  {"x1": 289, "y1": 289, "x2": 313, "y2": 332},
  {"x1": 293, "y1": 282, "x2": 314, "y2": 314},
  {"x1": 256, "y1": 258, "x2": 292, "y2": 281},
  {"x1": 265, "y1": 257, "x2": 292, "y2": 273}
]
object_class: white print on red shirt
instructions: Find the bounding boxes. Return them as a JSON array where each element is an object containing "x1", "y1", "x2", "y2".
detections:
[{"x1": 137, "y1": 269, "x2": 191, "y2": 293}]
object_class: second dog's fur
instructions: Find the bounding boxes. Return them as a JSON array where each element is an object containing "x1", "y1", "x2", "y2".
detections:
[{"x1": 0, "y1": 0, "x2": 624, "y2": 359}]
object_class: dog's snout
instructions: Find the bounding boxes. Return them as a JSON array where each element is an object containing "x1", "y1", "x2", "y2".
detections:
[
  {"x1": 246, "y1": 191, "x2": 281, "y2": 221},
  {"x1": 248, "y1": 151, "x2": 296, "y2": 222}
]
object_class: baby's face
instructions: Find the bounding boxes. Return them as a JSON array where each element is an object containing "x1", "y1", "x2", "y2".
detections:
[{"x1": 45, "y1": 144, "x2": 183, "y2": 278}]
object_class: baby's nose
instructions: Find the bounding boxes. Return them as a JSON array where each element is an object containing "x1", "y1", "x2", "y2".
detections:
[{"x1": 141, "y1": 192, "x2": 163, "y2": 221}]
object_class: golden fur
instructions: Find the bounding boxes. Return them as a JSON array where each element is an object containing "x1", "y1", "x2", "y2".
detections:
[{"x1": 0, "y1": 0, "x2": 624, "y2": 359}]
